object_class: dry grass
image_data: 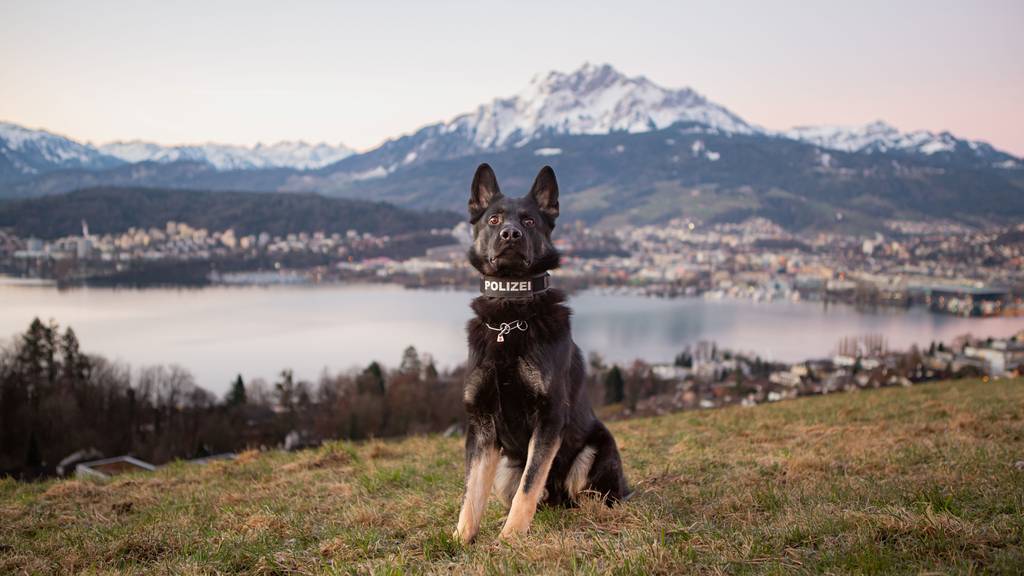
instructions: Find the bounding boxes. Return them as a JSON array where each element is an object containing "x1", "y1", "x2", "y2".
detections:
[{"x1": 1, "y1": 378, "x2": 1022, "y2": 574}]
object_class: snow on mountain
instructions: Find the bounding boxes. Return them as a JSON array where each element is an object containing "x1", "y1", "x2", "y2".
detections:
[
  {"x1": 98, "y1": 140, "x2": 354, "y2": 170},
  {"x1": 443, "y1": 63, "x2": 756, "y2": 150},
  {"x1": 782, "y1": 120, "x2": 1017, "y2": 165},
  {"x1": 0, "y1": 122, "x2": 122, "y2": 178}
]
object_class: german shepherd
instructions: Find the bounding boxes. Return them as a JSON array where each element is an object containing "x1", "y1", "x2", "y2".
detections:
[{"x1": 453, "y1": 164, "x2": 629, "y2": 543}]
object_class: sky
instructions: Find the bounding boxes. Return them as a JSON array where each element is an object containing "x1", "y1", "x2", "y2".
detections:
[{"x1": 2, "y1": 0, "x2": 1022, "y2": 155}]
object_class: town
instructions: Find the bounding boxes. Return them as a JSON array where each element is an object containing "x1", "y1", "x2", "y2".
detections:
[{"x1": 2, "y1": 216, "x2": 1022, "y2": 317}]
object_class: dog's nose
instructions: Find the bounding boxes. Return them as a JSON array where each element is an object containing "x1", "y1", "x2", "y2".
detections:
[{"x1": 499, "y1": 226, "x2": 522, "y2": 241}]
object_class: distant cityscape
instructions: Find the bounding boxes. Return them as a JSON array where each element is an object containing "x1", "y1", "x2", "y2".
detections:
[{"x1": 2, "y1": 216, "x2": 1022, "y2": 318}]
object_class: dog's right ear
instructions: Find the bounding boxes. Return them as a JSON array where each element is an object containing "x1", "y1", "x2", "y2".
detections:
[{"x1": 469, "y1": 163, "x2": 502, "y2": 221}]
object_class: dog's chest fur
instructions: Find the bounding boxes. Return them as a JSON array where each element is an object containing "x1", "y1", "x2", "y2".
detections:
[{"x1": 465, "y1": 290, "x2": 572, "y2": 461}]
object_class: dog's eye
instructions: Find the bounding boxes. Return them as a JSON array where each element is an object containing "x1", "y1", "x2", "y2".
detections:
[
  {"x1": 488, "y1": 215, "x2": 501, "y2": 226},
  {"x1": 522, "y1": 217, "x2": 535, "y2": 228}
]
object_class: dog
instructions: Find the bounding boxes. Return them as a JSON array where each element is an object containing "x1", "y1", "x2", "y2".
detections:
[{"x1": 453, "y1": 163, "x2": 629, "y2": 543}]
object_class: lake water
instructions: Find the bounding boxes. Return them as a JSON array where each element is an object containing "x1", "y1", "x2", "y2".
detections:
[{"x1": 1, "y1": 280, "x2": 1020, "y2": 395}]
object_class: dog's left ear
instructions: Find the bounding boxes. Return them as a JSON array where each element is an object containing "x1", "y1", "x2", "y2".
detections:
[{"x1": 528, "y1": 166, "x2": 559, "y2": 225}]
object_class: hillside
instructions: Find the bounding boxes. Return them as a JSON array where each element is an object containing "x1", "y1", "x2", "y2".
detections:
[
  {"x1": 0, "y1": 187, "x2": 461, "y2": 239},
  {"x1": 325, "y1": 125, "x2": 1024, "y2": 231},
  {"x1": 2, "y1": 378, "x2": 1021, "y2": 574}
]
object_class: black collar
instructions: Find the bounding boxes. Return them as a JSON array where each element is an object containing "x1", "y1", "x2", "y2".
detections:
[{"x1": 479, "y1": 273, "x2": 550, "y2": 300}]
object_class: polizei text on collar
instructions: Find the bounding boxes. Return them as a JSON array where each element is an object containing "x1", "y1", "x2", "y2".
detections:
[
  {"x1": 485, "y1": 279, "x2": 533, "y2": 292},
  {"x1": 479, "y1": 273, "x2": 550, "y2": 299}
]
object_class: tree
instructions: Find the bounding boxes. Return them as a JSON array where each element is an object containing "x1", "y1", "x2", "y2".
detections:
[
  {"x1": 275, "y1": 369, "x2": 296, "y2": 411},
  {"x1": 423, "y1": 361, "x2": 439, "y2": 381},
  {"x1": 734, "y1": 368, "x2": 746, "y2": 391},
  {"x1": 604, "y1": 365, "x2": 625, "y2": 405},
  {"x1": 226, "y1": 374, "x2": 246, "y2": 407},
  {"x1": 358, "y1": 361, "x2": 386, "y2": 396},
  {"x1": 17, "y1": 318, "x2": 56, "y2": 393},
  {"x1": 399, "y1": 346, "x2": 421, "y2": 376},
  {"x1": 624, "y1": 361, "x2": 654, "y2": 412},
  {"x1": 60, "y1": 327, "x2": 91, "y2": 389}
]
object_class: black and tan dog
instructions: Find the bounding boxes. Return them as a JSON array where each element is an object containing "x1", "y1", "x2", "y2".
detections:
[{"x1": 453, "y1": 164, "x2": 629, "y2": 543}]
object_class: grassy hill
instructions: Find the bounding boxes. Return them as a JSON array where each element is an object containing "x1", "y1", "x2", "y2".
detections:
[{"x1": 2, "y1": 378, "x2": 1022, "y2": 574}]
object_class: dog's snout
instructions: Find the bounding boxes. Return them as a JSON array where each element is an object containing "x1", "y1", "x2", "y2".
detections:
[{"x1": 499, "y1": 226, "x2": 523, "y2": 241}]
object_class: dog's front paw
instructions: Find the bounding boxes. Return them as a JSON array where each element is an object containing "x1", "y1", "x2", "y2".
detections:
[
  {"x1": 453, "y1": 527, "x2": 475, "y2": 545},
  {"x1": 498, "y1": 518, "x2": 530, "y2": 541}
]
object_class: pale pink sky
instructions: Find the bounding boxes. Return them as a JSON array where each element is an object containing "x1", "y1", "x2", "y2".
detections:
[{"x1": 1, "y1": 0, "x2": 1022, "y2": 155}]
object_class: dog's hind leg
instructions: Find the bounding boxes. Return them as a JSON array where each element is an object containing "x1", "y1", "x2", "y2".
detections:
[
  {"x1": 492, "y1": 456, "x2": 522, "y2": 509},
  {"x1": 454, "y1": 418, "x2": 500, "y2": 544},
  {"x1": 583, "y1": 421, "x2": 629, "y2": 503},
  {"x1": 564, "y1": 445, "x2": 598, "y2": 502}
]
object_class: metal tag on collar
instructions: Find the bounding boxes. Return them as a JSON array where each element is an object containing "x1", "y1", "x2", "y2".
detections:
[{"x1": 485, "y1": 320, "x2": 528, "y2": 343}]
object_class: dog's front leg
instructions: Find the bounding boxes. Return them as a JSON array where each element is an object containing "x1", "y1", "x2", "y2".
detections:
[
  {"x1": 454, "y1": 415, "x2": 499, "y2": 544},
  {"x1": 499, "y1": 419, "x2": 562, "y2": 539}
]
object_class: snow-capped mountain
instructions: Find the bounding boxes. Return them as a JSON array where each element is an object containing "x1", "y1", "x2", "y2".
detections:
[
  {"x1": 446, "y1": 62, "x2": 755, "y2": 149},
  {"x1": 318, "y1": 63, "x2": 760, "y2": 177},
  {"x1": 0, "y1": 122, "x2": 123, "y2": 180},
  {"x1": 782, "y1": 121, "x2": 1018, "y2": 166},
  {"x1": 0, "y1": 122, "x2": 355, "y2": 182},
  {"x1": 98, "y1": 140, "x2": 355, "y2": 170},
  {"x1": 4, "y1": 62, "x2": 1021, "y2": 202}
]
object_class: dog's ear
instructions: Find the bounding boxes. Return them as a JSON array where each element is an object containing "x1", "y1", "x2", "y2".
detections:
[
  {"x1": 528, "y1": 165, "x2": 559, "y2": 225},
  {"x1": 469, "y1": 163, "x2": 502, "y2": 221}
]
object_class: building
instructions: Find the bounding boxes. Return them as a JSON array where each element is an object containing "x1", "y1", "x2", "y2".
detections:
[
  {"x1": 926, "y1": 286, "x2": 1009, "y2": 317},
  {"x1": 75, "y1": 456, "x2": 157, "y2": 480}
]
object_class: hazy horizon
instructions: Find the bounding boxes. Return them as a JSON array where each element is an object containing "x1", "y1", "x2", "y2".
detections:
[{"x1": 2, "y1": 0, "x2": 1022, "y2": 155}]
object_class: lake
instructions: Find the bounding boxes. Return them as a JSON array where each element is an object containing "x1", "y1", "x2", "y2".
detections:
[{"x1": 1, "y1": 280, "x2": 1020, "y2": 395}]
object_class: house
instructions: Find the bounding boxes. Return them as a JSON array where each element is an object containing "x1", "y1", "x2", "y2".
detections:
[
  {"x1": 963, "y1": 338, "x2": 1024, "y2": 376},
  {"x1": 75, "y1": 456, "x2": 157, "y2": 480}
]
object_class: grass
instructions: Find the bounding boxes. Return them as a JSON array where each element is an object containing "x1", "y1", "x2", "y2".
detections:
[{"x1": 2, "y1": 378, "x2": 1023, "y2": 574}]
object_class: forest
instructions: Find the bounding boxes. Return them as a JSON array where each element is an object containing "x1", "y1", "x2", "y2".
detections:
[{"x1": 0, "y1": 318, "x2": 661, "y2": 479}]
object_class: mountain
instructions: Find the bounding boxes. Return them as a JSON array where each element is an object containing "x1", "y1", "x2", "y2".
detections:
[
  {"x1": 447, "y1": 62, "x2": 755, "y2": 148},
  {"x1": 319, "y1": 124, "x2": 1024, "y2": 231},
  {"x1": 0, "y1": 122, "x2": 124, "y2": 182},
  {"x1": 0, "y1": 122, "x2": 354, "y2": 183},
  {"x1": 0, "y1": 187, "x2": 460, "y2": 239},
  {"x1": 2, "y1": 63, "x2": 1022, "y2": 231},
  {"x1": 301, "y1": 63, "x2": 756, "y2": 179},
  {"x1": 98, "y1": 140, "x2": 355, "y2": 170},
  {"x1": 782, "y1": 121, "x2": 1020, "y2": 168}
]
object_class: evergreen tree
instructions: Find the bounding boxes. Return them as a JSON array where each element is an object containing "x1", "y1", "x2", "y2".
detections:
[
  {"x1": 399, "y1": 346, "x2": 421, "y2": 375},
  {"x1": 604, "y1": 365, "x2": 625, "y2": 404},
  {"x1": 423, "y1": 361, "x2": 439, "y2": 381},
  {"x1": 60, "y1": 327, "x2": 91, "y2": 388},
  {"x1": 226, "y1": 374, "x2": 246, "y2": 407},
  {"x1": 358, "y1": 361, "x2": 386, "y2": 395}
]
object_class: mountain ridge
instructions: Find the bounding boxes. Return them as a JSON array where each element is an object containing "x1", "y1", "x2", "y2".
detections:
[{"x1": 2, "y1": 63, "x2": 1021, "y2": 231}]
